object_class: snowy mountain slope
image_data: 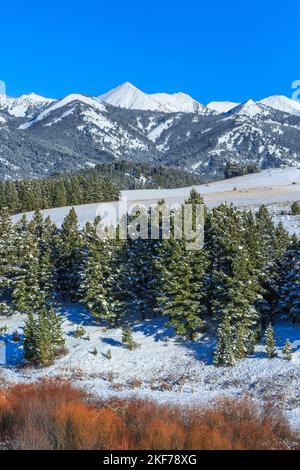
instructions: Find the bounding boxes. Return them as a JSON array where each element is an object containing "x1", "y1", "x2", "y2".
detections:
[
  {"x1": 2, "y1": 86, "x2": 300, "y2": 179},
  {"x1": 19, "y1": 93, "x2": 106, "y2": 129},
  {"x1": 99, "y1": 82, "x2": 211, "y2": 114},
  {"x1": 207, "y1": 101, "x2": 239, "y2": 113},
  {"x1": 12, "y1": 167, "x2": 300, "y2": 237},
  {"x1": 150, "y1": 91, "x2": 210, "y2": 114},
  {"x1": 98, "y1": 82, "x2": 166, "y2": 112},
  {"x1": 260, "y1": 95, "x2": 300, "y2": 116},
  {"x1": 17, "y1": 95, "x2": 160, "y2": 168},
  {"x1": 0, "y1": 93, "x2": 54, "y2": 118},
  {"x1": 161, "y1": 101, "x2": 300, "y2": 178}
]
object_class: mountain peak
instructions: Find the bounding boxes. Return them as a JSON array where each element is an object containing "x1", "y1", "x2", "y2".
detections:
[
  {"x1": 230, "y1": 99, "x2": 270, "y2": 117},
  {"x1": 207, "y1": 101, "x2": 239, "y2": 113},
  {"x1": 259, "y1": 95, "x2": 300, "y2": 116},
  {"x1": 99, "y1": 82, "x2": 210, "y2": 114}
]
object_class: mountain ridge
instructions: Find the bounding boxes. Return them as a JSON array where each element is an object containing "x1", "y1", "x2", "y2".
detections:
[{"x1": 1, "y1": 84, "x2": 300, "y2": 181}]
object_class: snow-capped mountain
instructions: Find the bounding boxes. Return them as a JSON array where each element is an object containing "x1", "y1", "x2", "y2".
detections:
[
  {"x1": 227, "y1": 99, "x2": 272, "y2": 118},
  {"x1": 0, "y1": 92, "x2": 54, "y2": 118},
  {"x1": 1, "y1": 85, "x2": 300, "y2": 180},
  {"x1": 207, "y1": 101, "x2": 239, "y2": 113},
  {"x1": 259, "y1": 95, "x2": 300, "y2": 116},
  {"x1": 150, "y1": 91, "x2": 210, "y2": 114},
  {"x1": 99, "y1": 82, "x2": 162, "y2": 112},
  {"x1": 99, "y1": 82, "x2": 210, "y2": 114},
  {"x1": 162, "y1": 99, "x2": 300, "y2": 178}
]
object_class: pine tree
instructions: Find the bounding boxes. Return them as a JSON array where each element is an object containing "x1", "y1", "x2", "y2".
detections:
[
  {"x1": 81, "y1": 218, "x2": 128, "y2": 325},
  {"x1": 12, "y1": 228, "x2": 43, "y2": 313},
  {"x1": 276, "y1": 241, "x2": 300, "y2": 323},
  {"x1": 122, "y1": 327, "x2": 136, "y2": 350},
  {"x1": 0, "y1": 207, "x2": 16, "y2": 313},
  {"x1": 35, "y1": 310, "x2": 56, "y2": 367},
  {"x1": 224, "y1": 248, "x2": 260, "y2": 359},
  {"x1": 127, "y1": 205, "x2": 161, "y2": 321},
  {"x1": 283, "y1": 339, "x2": 292, "y2": 360},
  {"x1": 205, "y1": 204, "x2": 244, "y2": 318},
  {"x1": 265, "y1": 323, "x2": 277, "y2": 358},
  {"x1": 214, "y1": 314, "x2": 235, "y2": 366},
  {"x1": 57, "y1": 208, "x2": 83, "y2": 301},
  {"x1": 23, "y1": 307, "x2": 65, "y2": 367},
  {"x1": 23, "y1": 311, "x2": 37, "y2": 362},
  {"x1": 155, "y1": 238, "x2": 209, "y2": 340},
  {"x1": 48, "y1": 306, "x2": 65, "y2": 348}
]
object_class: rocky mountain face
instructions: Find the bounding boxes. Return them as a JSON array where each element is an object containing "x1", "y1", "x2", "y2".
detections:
[{"x1": 1, "y1": 83, "x2": 300, "y2": 180}]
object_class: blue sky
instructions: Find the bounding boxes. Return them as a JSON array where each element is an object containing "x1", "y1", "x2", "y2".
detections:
[{"x1": 0, "y1": 0, "x2": 299, "y2": 103}]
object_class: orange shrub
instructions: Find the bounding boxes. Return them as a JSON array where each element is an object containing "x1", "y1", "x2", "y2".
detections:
[
  {"x1": 0, "y1": 381, "x2": 298, "y2": 450},
  {"x1": 140, "y1": 418, "x2": 185, "y2": 450},
  {"x1": 54, "y1": 403, "x2": 124, "y2": 449}
]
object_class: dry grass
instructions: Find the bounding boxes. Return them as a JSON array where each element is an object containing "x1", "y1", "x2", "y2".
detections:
[{"x1": 0, "y1": 379, "x2": 298, "y2": 450}]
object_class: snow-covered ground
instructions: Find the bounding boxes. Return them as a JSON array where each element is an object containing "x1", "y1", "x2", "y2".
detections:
[
  {"x1": 12, "y1": 167, "x2": 300, "y2": 236},
  {"x1": 0, "y1": 303, "x2": 300, "y2": 429},
  {"x1": 6, "y1": 167, "x2": 300, "y2": 428}
]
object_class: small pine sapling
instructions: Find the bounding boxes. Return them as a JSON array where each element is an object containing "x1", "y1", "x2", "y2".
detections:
[
  {"x1": 265, "y1": 323, "x2": 277, "y2": 359},
  {"x1": 283, "y1": 339, "x2": 292, "y2": 361},
  {"x1": 122, "y1": 327, "x2": 137, "y2": 350},
  {"x1": 106, "y1": 349, "x2": 112, "y2": 360},
  {"x1": 74, "y1": 325, "x2": 86, "y2": 338}
]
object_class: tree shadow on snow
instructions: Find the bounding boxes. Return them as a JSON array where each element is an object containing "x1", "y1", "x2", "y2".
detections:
[
  {"x1": 101, "y1": 337, "x2": 123, "y2": 348},
  {"x1": 131, "y1": 318, "x2": 174, "y2": 342},
  {"x1": 58, "y1": 302, "x2": 100, "y2": 327},
  {"x1": 178, "y1": 332, "x2": 216, "y2": 364},
  {"x1": 0, "y1": 332, "x2": 24, "y2": 368}
]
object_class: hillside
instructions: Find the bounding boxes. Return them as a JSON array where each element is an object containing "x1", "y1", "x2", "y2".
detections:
[
  {"x1": 11, "y1": 167, "x2": 300, "y2": 235},
  {"x1": 1, "y1": 84, "x2": 300, "y2": 180}
]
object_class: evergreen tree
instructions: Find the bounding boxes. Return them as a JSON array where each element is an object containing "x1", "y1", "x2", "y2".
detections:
[
  {"x1": 156, "y1": 238, "x2": 209, "y2": 340},
  {"x1": 81, "y1": 218, "x2": 128, "y2": 325},
  {"x1": 23, "y1": 311, "x2": 37, "y2": 362},
  {"x1": 205, "y1": 204, "x2": 244, "y2": 318},
  {"x1": 283, "y1": 339, "x2": 292, "y2": 360},
  {"x1": 122, "y1": 326, "x2": 136, "y2": 350},
  {"x1": 0, "y1": 207, "x2": 16, "y2": 312},
  {"x1": 214, "y1": 314, "x2": 235, "y2": 366},
  {"x1": 12, "y1": 228, "x2": 43, "y2": 313},
  {"x1": 265, "y1": 323, "x2": 277, "y2": 358},
  {"x1": 224, "y1": 248, "x2": 260, "y2": 359},
  {"x1": 23, "y1": 307, "x2": 65, "y2": 367},
  {"x1": 57, "y1": 208, "x2": 83, "y2": 301},
  {"x1": 276, "y1": 241, "x2": 300, "y2": 323}
]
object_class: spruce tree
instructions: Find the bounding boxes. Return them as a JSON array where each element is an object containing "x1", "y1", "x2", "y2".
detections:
[
  {"x1": 265, "y1": 323, "x2": 277, "y2": 358},
  {"x1": 81, "y1": 218, "x2": 128, "y2": 325},
  {"x1": 0, "y1": 207, "x2": 16, "y2": 313},
  {"x1": 12, "y1": 228, "x2": 43, "y2": 313},
  {"x1": 23, "y1": 312, "x2": 37, "y2": 363},
  {"x1": 214, "y1": 314, "x2": 235, "y2": 366},
  {"x1": 122, "y1": 327, "x2": 136, "y2": 350},
  {"x1": 283, "y1": 339, "x2": 292, "y2": 360},
  {"x1": 276, "y1": 241, "x2": 300, "y2": 323},
  {"x1": 23, "y1": 307, "x2": 65, "y2": 367},
  {"x1": 57, "y1": 208, "x2": 83, "y2": 301},
  {"x1": 156, "y1": 238, "x2": 209, "y2": 340}
]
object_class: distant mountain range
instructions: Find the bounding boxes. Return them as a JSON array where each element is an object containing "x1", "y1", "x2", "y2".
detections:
[{"x1": 1, "y1": 82, "x2": 300, "y2": 180}]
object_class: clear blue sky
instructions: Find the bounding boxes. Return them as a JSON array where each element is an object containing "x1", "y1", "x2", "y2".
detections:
[{"x1": 0, "y1": 0, "x2": 299, "y2": 103}]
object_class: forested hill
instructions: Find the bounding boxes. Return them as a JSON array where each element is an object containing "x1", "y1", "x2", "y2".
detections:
[
  {"x1": 0, "y1": 162, "x2": 204, "y2": 215},
  {"x1": 84, "y1": 161, "x2": 205, "y2": 190}
]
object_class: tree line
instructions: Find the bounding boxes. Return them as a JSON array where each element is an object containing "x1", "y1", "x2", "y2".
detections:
[
  {"x1": 0, "y1": 161, "x2": 205, "y2": 215},
  {"x1": 0, "y1": 190, "x2": 298, "y2": 366}
]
